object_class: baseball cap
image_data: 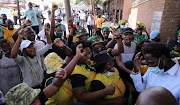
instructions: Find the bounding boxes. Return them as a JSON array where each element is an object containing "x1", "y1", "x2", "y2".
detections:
[{"x1": 20, "y1": 40, "x2": 33, "y2": 52}]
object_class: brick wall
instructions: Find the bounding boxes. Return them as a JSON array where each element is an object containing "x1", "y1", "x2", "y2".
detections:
[
  {"x1": 122, "y1": 0, "x2": 134, "y2": 20},
  {"x1": 160, "y1": 0, "x2": 180, "y2": 44}
]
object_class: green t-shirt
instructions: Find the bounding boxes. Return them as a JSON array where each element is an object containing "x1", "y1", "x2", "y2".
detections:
[
  {"x1": 25, "y1": 9, "x2": 39, "y2": 26},
  {"x1": 133, "y1": 33, "x2": 148, "y2": 44},
  {"x1": 0, "y1": 26, "x2": 5, "y2": 37}
]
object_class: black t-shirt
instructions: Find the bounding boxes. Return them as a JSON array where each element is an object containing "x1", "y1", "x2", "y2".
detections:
[{"x1": 70, "y1": 74, "x2": 87, "y2": 89}]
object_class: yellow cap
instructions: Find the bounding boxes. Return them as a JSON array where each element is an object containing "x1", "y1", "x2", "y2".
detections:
[{"x1": 44, "y1": 52, "x2": 65, "y2": 74}]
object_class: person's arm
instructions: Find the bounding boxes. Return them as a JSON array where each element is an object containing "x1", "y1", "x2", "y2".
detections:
[
  {"x1": 43, "y1": 44, "x2": 85, "y2": 98},
  {"x1": 73, "y1": 84, "x2": 115, "y2": 103},
  {"x1": 37, "y1": 27, "x2": 52, "y2": 55},
  {"x1": 115, "y1": 55, "x2": 132, "y2": 74},
  {"x1": 106, "y1": 37, "x2": 116, "y2": 49},
  {"x1": 67, "y1": 18, "x2": 75, "y2": 47},
  {"x1": 54, "y1": 38, "x2": 73, "y2": 63},
  {"x1": 130, "y1": 52, "x2": 146, "y2": 92},
  {"x1": 49, "y1": 5, "x2": 57, "y2": 38},
  {"x1": 143, "y1": 29, "x2": 149, "y2": 39},
  {"x1": 90, "y1": 16, "x2": 99, "y2": 31},
  {"x1": 12, "y1": 20, "x2": 32, "y2": 41},
  {"x1": 109, "y1": 27, "x2": 124, "y2": 56},
  {"x1": 11, "y1": 29, "x2": 24, "y2": 58}
]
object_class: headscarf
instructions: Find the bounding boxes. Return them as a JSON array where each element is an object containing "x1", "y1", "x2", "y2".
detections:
[
  {"x1": 118, "y1": 20, "x2": 127, "y2": 25},
  {"x1": 102, "y1": 26, "x2": 110, "y2": 32}
]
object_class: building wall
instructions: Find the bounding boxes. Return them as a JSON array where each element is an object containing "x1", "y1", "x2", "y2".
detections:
[
  {"x1": 160, "y1": 0, "x2": 180, "y2": 44},
  {"x1": 122, "y1": 0, "x2": 134, "y2": 20}
]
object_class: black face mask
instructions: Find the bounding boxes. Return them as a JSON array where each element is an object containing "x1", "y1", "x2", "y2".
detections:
[{"x1": 77, "y1": 22, "x2": 80, "y2": 26}]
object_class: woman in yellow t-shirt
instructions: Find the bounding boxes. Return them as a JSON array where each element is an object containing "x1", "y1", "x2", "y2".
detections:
[{"x1": 91, "y1": 50, "x2": 127, "y2": 105}]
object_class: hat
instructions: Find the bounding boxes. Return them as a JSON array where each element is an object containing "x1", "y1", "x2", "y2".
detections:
[
  {"x1": 94, "y1": 50, "x2": 114, "y2": 66},
  {"x1": 5, "y1": 83, "x2": 40, "y2": 105},
  {"x1": 141, "y1": 23, "x2": 146, "y2": 29},
  {"x1": 76, "y1": 20, "x2": 80, "y2": 23},
  {"x1": 89, "y1": 36, "x2": 104, "y2": 46},
  {"x1": 177, "y1": 30, "x2": 180, "y2": 34},
  {"x1": 118, "y1": 20, "x2": 127, "y2": 24},
  {"x1": 55, "y1": 16, "x2": 62, "y2": 20},
  {"x1": 20, "y1": 40, "x2": 33, "y2": 52},
  {"x1": 137, "y1": 21, "x2": 142, "y2": 25},
  {"x1": 122, "y1": 27, "x2": 133, "y2": 34},
  {"x1": 44, "y1": 52, "x2": 66, "y2": 74},
  {"x1": 102, "y1": 26, "x2": 110, "y2": 32},
  {"x1": 150, "y1": 31, "x2": 159, "y2": 39},
  {"x1": 77, "y1": 28, "x2": 89, "y2": 38}
]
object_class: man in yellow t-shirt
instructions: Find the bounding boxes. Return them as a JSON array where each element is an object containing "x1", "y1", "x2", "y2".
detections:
[
  {"x1": 1, "y1": 19, "x2": 16, "y2": 46},
  {"x1": 96, "y1": 15, "x2": 105, "y2": 30},
  {"x1": 12, "y1": 9, "x2": 18, "y2": 25}
]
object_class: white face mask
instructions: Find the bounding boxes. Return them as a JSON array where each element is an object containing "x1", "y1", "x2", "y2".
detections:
[
  {"x1": 106, "y1": 71, "x2": 115, "y2": 75},
  {"x1": 34, "y1": 7, "x2": 38, "y2": 11},
  {"x1": 149, "y1": 58, "x2": 164, "y2": 74},
  {"x1": 120, "y1": 25, "x2": 125, "y2": 29}
]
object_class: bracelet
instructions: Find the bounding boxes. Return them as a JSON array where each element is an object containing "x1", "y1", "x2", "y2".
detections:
[
  {"x1": 115, "y1": 36, "x2": 122, "y2": 40},
  {"x1": 132, "y1": 68, "x2": 140, "y2": 75}
]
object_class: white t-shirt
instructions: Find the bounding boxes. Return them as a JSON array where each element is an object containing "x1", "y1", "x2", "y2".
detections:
[
  {"x1": 38, "y1": 30, "x2": 47, "y2": 43},
  {"x1": 114, "y1": 41, "x2": 136, "y2": 63},
  {"x1": 80, "y1": 12, "x2": 86, "y2": 20},
  {"x1": 87, "y1": 15, "x2": 94, "y2": 25},
  {"x1": 25, "y1": 9, "x2": 39, "y2": 26}
]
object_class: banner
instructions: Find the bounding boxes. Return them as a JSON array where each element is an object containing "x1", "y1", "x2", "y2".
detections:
[{"x1": 0, "y1": 0, "x2": 16, "y2": 4}]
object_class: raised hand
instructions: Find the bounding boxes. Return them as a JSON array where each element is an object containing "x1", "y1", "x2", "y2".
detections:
[
  {"x1": 54, "y1": 38, "x2": 64, "y2": 48},
  {"x1": 18, "y1": 29, "x2": 25, "y2": 39},
  {"x1": 44, "y1": 27, "x2": 50, "y2": 36},
  {"x1": 104, "y1": 84, "x2": 115, "y2": 95},
  {"x1": 134, "y1": 52, "x2": 143, "y2": 72},
  {"x1": 55, "y1": 68, "x2": 67, "y2": 80},
  {"x1": 52, "y1": 5, "x2": 58, "y2": 12},
  {"x1": 76, "y1": 44, "x2": 85, "y2": 58},
  {"x1": 24, "y1": 20, "x2": 32, "y2": 27},
  {"x1": 110, "y1": 27, "x2": 120, "y2": 37}
]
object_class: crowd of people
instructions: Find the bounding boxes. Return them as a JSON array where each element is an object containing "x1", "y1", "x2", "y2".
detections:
[{"x1": 0, "y1": 2, "x2": 180, "y2": 105}]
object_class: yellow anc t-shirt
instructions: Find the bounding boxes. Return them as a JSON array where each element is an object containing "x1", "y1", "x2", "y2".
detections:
[
  {"x1": 96, "y1": 18, "x2": 104, "y2": 28},
  {"x1": 93, "y1": 68, "x2": 126, "y2": 100},
  {"x1": 12, "y1": 11, "x2": 18, "y2": 16},
  {"x1": 1, "y1": 26, "x2": 16, "y2": 46},
  {"x1": 66, "y1": 33, "x2": 79, "y2": 42}
]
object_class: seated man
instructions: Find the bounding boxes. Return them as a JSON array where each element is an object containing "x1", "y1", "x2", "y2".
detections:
[{"x1": 136, "y1": 86, "x2": 177, "y2": 105}]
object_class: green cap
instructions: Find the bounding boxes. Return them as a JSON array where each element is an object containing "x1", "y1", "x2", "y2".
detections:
[
  {"x1": 76, "y1": 19, "x2": 80, "y2": 23},
  {"x1": 177, "y1": 29, "x2": 180, "y2": 34},
  {"x1": 77, "y1": 28, "x2": 89, "y2": 38},
  {"x1": 5, "y1": 83, "x2": 41, "y2": 105},
  {"x1": 89, "y1": 36, "x2": 104, "y2": 46}
]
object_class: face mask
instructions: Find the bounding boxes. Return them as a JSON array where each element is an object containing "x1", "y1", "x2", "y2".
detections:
[
  {"x1": 149, "y1": 58, "x2": 164, "y2": 74},
  {"x1": 120, "y1": 25, "x2": 125, "y2": 29},
  {"x1": 106, "y1": 71, "x2": 115, "y2": 76},
  {"x1": 56, "y1": 32, "x2": 62, "y2": 38},
  {"x1": 34, "y1": 7, "x2": 38, "y2": 11}
]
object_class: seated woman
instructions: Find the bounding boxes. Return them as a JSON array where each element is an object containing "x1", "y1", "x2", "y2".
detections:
[{"x1": 91, "y1": 50, "x2": 126, "y2": 105}]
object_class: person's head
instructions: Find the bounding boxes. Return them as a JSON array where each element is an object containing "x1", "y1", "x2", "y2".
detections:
[
  {"x1": 136, "y1": 87, "x2": 177, "y2": 105},
  {"x1": 13, "y1": 8, "x2": 16, "y2": 11},
  {"x1": 173, "y1": 40, "x2": 180, "y2": 52},
  {"x1": 102, "y1": 27, "x2": 110, "y2": 39},
  {"x1": 94, "y1": 50, "x2": 114, "y2": 74},
  {"x1": 76, "y1": 20, "x2": 80, "y2": 26},
  {"x1": 55, "y1": 24, "x2": 63, "y2": 38},
  {"x1": 119, "y1": 20, "x2": 127, "y2": 29},
  {"x1": 44, "y1": 23, "x2": 50, "y2": 29},
  {"x1": 143, "y1": 42, "x2": 171, "y2": 72},
  {"x1": 20, "y1": 40, "x2": 36, "y2": 57},
  {"x1": 77, "y1": 28, "x2": 89, "y2": 41},
  {"x1": 98, "y1": 14, "x2": 101, "y2": 18},
  {"x1": 150, "y1": 31, "x2": 160, "y2": 42},
  {"x1": 55, "y1": 16, "x2": 62, "y2": 23},
  {"x1": 44, "y1": 52, "x2": 66, "y2": 77},
  {"x1": 122, "y1": 27, "x2": 134, "y2": 46},
  {"x1": 68, "y1": 24, "x2": 76, "y2": 34},
  {"x1": 28, "y1": 2, "x2": 33, "y2": 9},
  {"x1": 34, "y1": 5, "x2": 39, "y2": 11},
  {"x1": 24, "y1": 27, "x2": 36, "y2": 41},
  {"x1": 136, "y1": 40, "x2": 150, "y2": 52},
  {"x1": 5, "y1": 19, "x2": 14, "y2": 30},
  {"x1": 5, "y1": 83, "x2": 41, "y2": 105},
  {"x1": 90, "y1": 36, "x2": 105, "y2": 53},
  {"x1": 72, "y1": 40, "x2": 91, "y2": 65},
  {"x1": 0, "y1": 39, "x2": 11, "y2": 55},
  {"x1": 76, "y1": 14, "x2": 79, "y2": 17},
  {"x1": 1, "y1": 14, "x2": 7, "y2": 24}
]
